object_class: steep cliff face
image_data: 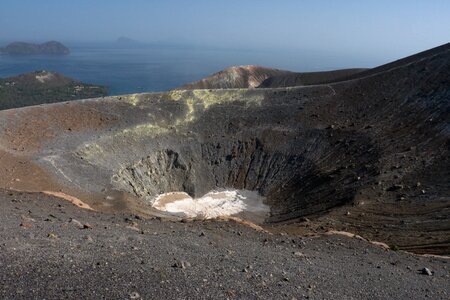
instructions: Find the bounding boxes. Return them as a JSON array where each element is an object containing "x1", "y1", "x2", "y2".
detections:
[{"x1": 0, "y1": 43, "x2": 448, "y2": 254}]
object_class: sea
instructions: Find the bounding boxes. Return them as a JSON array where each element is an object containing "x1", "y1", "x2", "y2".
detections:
[{"x1": 0, "y1": 42, "x2": 376, "y2": 96}]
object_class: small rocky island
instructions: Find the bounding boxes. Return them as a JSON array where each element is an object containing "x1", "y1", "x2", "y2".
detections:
[
  {"x1": 0, "y1": 41, "x2": 70, "y2": 55},
  {"x1": 0, "y1": 71, "x2": 107, "y2": 110}
]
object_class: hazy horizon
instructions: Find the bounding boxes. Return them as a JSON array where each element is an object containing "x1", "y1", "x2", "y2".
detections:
[{"x1": 1, "y1": 0, "x2": 449, "y2": 69}]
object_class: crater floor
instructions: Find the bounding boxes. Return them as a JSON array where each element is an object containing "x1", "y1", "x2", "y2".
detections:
[{"x1": 153, "y1": 189, "x2": 269, "y2": 222}]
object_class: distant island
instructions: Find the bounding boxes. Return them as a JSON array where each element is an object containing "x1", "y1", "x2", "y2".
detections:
[
  {"x1": 0, "y1": 41, "x2": 70, "y2": 55},
  {"x1": 0, "y1": 71, "x2": 107, "y2": 110},
  {"x1": 115, "y1": 36, "x2": 147, "y2": 48},
  {"x1": 116, "y1": 36, "x2": 140, "y2": 44}
]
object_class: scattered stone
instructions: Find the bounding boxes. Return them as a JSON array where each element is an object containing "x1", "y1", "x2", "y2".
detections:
[
  {"x1": 387, "y1": 184, "x2": 404, "y2": 191},
  {"x1": 172, "y1": 260, "x2": 191, "y2": 269},
  {"x1": 421, "y1": 268, "x2": 432, "y2": 276},
  {"x1": 83, "y1": 223, "x2": 93, "y2": 229},
  {"x1": 129, "y1": 291, "x2": 141, "y2": 299},
  {"x1": 70, "y1": 219, "x2": 84, "y2": 229},
  {"x1": 199, "y1": 231, "x2": 206, "y2": 237},
  {"x1": 293, "y1": 252, "x2": 306, "y2": 257},
  {"x1": 19, "y1": 222, "x2": 32, "y2": 229},
  {"x1": 126, "y1": 224, "x2": 140, "y2": 231},
  {"x1": 21, "y1": 215, "x2": 35, "y2": 222},
  {"x1": 48, "y1": 232, "x2": 58, "y2": 239}
]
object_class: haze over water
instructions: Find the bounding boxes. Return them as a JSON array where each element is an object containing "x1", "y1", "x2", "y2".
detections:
[
  {"x1": 1, "y1": 0, "x2": 448, "y2": 95},
  {"x1": 0, "y1": 42, "x2": 383, "y2": 95}
]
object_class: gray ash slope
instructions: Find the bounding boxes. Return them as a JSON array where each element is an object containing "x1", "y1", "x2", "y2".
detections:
[
  {"x1": 176, "y1": 65, "x2": 294, "y2": 89},
  {"x1": 0, "y1": 43, "x2": 449, "y2": 255},
  {"x1": 257, "y1": 68, "x2": 367, "y2": 88},
  {"x1": 0, "y1": 190, "x2": 449, "y2": 300},
  {"x1": 177, "y1": 65, "x2": 367, "y2": 90}
]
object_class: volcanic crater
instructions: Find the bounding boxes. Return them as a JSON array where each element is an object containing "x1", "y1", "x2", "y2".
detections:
[{"x1": 0, "y1": 43, "x2": 449, "y2": 254}]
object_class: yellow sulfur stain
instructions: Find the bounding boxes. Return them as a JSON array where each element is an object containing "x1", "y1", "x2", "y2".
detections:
[
  {"x1": 78, "y1": 89, "x2": 264, "y2": 161},
  {"x1": 117, "y1": 93, "x2": 140, "y2": 106}
]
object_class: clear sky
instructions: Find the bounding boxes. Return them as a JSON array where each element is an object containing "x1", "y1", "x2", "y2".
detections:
[{"x1": 1, "y1": 0, "x2": 449, "y2": 63}]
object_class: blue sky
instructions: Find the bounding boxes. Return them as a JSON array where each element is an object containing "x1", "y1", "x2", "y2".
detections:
[{"x1": 1, "y1": 0, "x2": 449, "y2": 62}]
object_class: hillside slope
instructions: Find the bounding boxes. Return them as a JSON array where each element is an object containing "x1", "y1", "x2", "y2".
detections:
[
  {"x1": 258, "y1": 68, "x2": 367, "y2": 88},
  {"x1": 0, "y1": 71, "x2": 107, "y2": 110},
  {"x1": 177, "y1": 65, "x2": 293, "y2": 89},
  {"x1": 178, "y1": 66, "x2": 367, "y2": 90},
  {"x1": 0, "y1": 41, "x2": 70, "y2": 55}
]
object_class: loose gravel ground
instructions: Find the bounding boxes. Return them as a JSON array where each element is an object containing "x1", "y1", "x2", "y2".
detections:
[{"x1": 0, "y1": 190, "x2": 448, "y2": 299}]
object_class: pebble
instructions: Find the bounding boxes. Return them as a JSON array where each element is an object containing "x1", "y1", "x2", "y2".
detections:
[
  {"x1": 172, "y1": 260, "x2": 191, "y2": 269},
  {"x1": 421, "y1": 268, "x2": 432, "y2": 276},
  {"x1": 293, "y1": 252, "x2": 306, "y2": 257},
  {"x1": 387, "y1": 184, "x2": 404, "y2": 191},
  {"x1": 19, "y1": 222, "x2": 32, "y2": 229},
  {"x1": 70, "y1": 219, "x2": 84, "y2": 229},
  {"x1": 48, "y1": 232, "x2": 58, "y2": 239}
]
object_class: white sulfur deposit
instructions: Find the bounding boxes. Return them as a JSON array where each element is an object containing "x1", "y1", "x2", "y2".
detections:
[
  {"x1": 152, "y1": 189, "x2": 269, "y2": 219},
  {"x1": 35, "y1": 71, "x2": 54, "y2": 83}
]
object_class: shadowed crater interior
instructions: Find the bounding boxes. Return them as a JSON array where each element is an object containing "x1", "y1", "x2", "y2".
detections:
[{"x1": 112, "y1": 129, "x2": 380, "y2": 222}]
